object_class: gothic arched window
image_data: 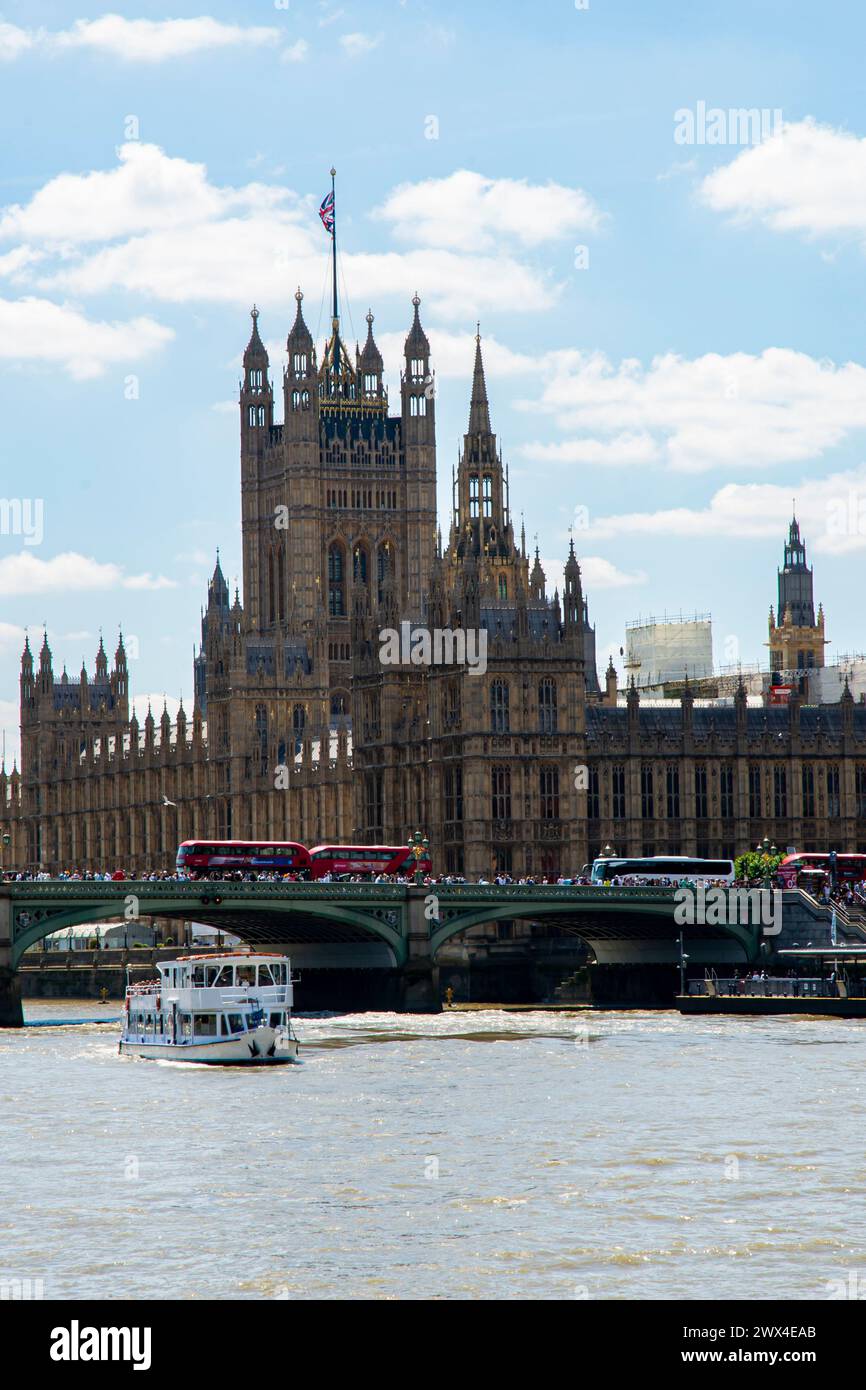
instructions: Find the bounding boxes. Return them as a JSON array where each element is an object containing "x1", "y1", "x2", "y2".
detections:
[
  {"x1": 483, "y1": 475, "x2": 492, "y2": 517},
  {"x1": 292, "y1": 704, "x2": 306, "y2": 752},
  {"x1": 328, "y1": 542, "x2": 345, "y2": 616},
  {"x1": 255, "y1": 704, "x2": 268, "y2": 776},
  {"x1": 490, "y1": 680, "x2": 510, "y2": 734},
  {"x1": 540, "y1": 766, "x2": 560, "y2": 820},
  {"x1": 538, "y1": 679, "x2": 557, "y2": 733},
  {"x1": 491, "y1": 765, "x2": 512, "y2": 820},
  {"x1": 469, "y1": 475, "x2": 479, "y2": 519}
]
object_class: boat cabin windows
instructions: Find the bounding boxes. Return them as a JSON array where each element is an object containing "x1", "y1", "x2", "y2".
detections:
[
  {"x1": 180, "y1": 1014, "x2": 191, "y2": 1038},
  {"x1": 193, "y1": 1014, "x2": 219, "y2": 1036},
  {"x1": 269, "y1": 1011, "x2": 288, "y2": 1028},
  {"x1": 257, "y1": 963, "x2": 287, "y2": 986},
  {"x1": 225, "y1": 1013, "x2": 245, "y2": 1035},
  {"x1": 200, "y1": 964, "x2": 233, "y2": 987}
]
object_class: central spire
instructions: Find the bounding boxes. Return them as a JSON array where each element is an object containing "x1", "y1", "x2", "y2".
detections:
[{"x1": 468, "y1": 327, "x2": 492, "y2": 436}]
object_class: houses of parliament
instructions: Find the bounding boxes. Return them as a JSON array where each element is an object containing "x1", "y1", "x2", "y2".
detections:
[{"x1": 2, "y1": 286, "x2": 866, "y2": 877}]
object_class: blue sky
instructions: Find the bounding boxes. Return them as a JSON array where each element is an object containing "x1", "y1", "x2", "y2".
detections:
[{"x1": 1, "y1": 0, "x2": 866, "y2": 761}]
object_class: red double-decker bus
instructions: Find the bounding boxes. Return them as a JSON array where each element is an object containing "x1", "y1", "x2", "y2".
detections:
[
  {"x1": 176, "y1": 841, "x2": 312, "y2": 878},
  {"x1": 776, "y1": 852, "x2": 866, "y2": 889},
  {"x1": 308, "y1": 845, "x2": 432, "y2": 880}
]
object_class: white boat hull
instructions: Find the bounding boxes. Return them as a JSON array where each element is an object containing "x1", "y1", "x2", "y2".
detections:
[{"x1": 119, "y1": 1024, "x2": 300, "y2": 1065}]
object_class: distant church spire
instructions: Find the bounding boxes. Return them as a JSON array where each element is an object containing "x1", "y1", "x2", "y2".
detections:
[{"x1": 468, "y1": 327, "x2": 492, "y2": 436}]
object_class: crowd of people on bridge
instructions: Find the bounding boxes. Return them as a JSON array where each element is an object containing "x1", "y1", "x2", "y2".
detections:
[
  {"x1": 3, "y1": 867, "x2": 865, "y2": 909},
  {"x1": 0, "y1": 866, "x2": 760, "y2": 889}
]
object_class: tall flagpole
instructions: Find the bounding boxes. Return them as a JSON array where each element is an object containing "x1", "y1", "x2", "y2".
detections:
[
  {"x1": 330, "y1": 168, "x2": 338, "y2": 315},
  {"x1": 330, "y1": 166, "x2": 339, "y2": 375}
]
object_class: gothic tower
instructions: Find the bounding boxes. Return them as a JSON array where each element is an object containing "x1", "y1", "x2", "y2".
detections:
[
  {"x1": 445, "y1": 330, "x2": 529, "y2": 607},
  {"x1": 768, "y1": 513, "x2": 827, "y2": 676}
]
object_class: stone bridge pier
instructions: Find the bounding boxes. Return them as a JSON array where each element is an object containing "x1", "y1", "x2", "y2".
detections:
[
  {"x1": 401, "y1": 888, "x2": 440, "y2": 1011},
  {"x1": 0, "y1": 897, "x2": 23, "y2": 1027}
]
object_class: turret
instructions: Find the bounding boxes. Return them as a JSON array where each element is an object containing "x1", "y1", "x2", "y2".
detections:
[
  {"x1": 240, "y1": 305, "x2": 273, "y2": 446},
  {"x1": 20, "y1": 636, "x2": 34, "y2": 709},
  {"x1": 401, "y1": 293, "x2": 434, "y2": 440},
  {"x1": 357, "y1": 310, "x2": 386, "y2": 406},
  {"x1": 529, "y1": 547, "x2": 546, "y2": 602},
  {"x1": 284, "y1": 288, "x2": 317, "y2": 436},
  {"x1": 605, "y1": 655, "x2": 617, "y2": 705},
  {"x1": 563, "y1": 538, "x2": 582, "y2": 636},
  {"x1": 113, "y1": 631, "x2": 128, "y2": 704},
  {"x1": 176, "y1": 698, "x2": 187, "y2": 747},
  {"x1": 39, "y1": 630, "x2": 53, "y2": 696}
]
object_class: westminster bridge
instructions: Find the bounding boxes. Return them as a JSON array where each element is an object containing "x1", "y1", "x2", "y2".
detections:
[{"x1": 0, "y1": 879, "x2": 799, "y2": 1025}]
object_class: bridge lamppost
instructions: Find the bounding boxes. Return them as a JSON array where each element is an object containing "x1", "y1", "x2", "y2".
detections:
[{"x1": 407, "y1": 830, "x2": 430, "y2": 886}]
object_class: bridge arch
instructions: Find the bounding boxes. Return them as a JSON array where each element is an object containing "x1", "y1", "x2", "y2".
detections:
[
  {"x1": 9, "y1": 885, "x2": 408, "y2": 968},
  {"x1": 429, "y1": 888, "x2": 759, "y2": 966}
]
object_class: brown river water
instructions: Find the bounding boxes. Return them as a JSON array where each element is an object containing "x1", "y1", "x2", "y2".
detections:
[{"x1": 1, "y1": 1001, "x2": 864, "y2": 1300}]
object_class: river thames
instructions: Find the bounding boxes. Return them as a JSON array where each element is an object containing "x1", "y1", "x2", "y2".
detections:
[{"x1": 2, "y1": 1002, "x2": 864, "y2": 1301}]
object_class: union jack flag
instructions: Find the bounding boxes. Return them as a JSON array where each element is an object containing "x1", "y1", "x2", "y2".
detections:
[{"x1": 319, "y1": 190, "x2": 335, "y2": 236}]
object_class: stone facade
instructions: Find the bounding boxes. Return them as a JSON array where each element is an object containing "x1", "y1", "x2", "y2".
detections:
[{"x1": 2, "y1": 291, "x2": 866, "y2": 876}]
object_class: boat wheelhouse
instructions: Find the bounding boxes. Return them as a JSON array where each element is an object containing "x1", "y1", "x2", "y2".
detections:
[{"x1": 119, "y1": 951, "x2": 300, "y2": 1064}]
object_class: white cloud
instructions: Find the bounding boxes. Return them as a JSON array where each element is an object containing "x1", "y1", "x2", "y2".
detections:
[
  {"x1": 122, "y1": 572, "x2": 178, "y2": 591},
  {"x1": 0, "y1": 296, "x2": 173, "y2": 378},
  {"x1": 0, "y1": 553, "x2": 177, "y2": 595},
  {"x1": 377, "y1": 327, "x2": 540, "y2": 382},
  {"x1": 539, "y1": 555, "x2": 646, "y2": 600},
  {"x1": 523, "y1": 346, "x2": 866, "y2": 473},
  {"x1": 281, "y1": 39, "x2": 309, "y2": 63},
  {"x1": 55, "y1": 16, "x2": 280, "y2": 62},
  {"x1": 340, "y1": 32, "x2": 382, "y2": 57},
  {"x1": 699, "y1": 118, "x2": 866, "y2": 243},
  {"x1": 578, "y1": 557, "x2": 648, "y2": 589},
  {"x1": 583, "y1": 464, "x2": 866, "y2": 555},
  {"x1": 375, "y1": 169, "x2": 604, "y2": 251},
  {"x1": 0, "y1": 145, "x2": 563, "y2": 319},
  {"x1": 656, "y1": 158, "x2": 697, "y2": 183},
  {"x1": 0, "y1": 621, "x2": 26, "y2": 653},
  {"x1": 520, "y1": 432, "x2": 660, "y2": 467},
  {"x1": 0, "y1": 22, "x2": 36, "y2": 61},
  {"x1": 0, "y1": 141, "x2": 292, "y2": 246}
]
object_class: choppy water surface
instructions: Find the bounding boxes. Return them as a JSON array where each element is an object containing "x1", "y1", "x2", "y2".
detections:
[{"x1": 1, "y1": 1001, "x2": 864, "y2": 1300}]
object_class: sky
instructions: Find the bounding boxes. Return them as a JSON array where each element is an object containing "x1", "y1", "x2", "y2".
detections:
[{"x1": 1, "y1": 0, "x2": 866, "y2": 763}]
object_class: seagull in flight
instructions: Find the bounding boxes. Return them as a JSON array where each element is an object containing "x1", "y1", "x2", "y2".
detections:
[{"x1": 162, "y1": 794, "x2": 177, "y2": 807}]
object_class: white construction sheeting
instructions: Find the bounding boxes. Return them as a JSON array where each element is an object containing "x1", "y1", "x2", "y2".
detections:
[{"x1": 624, "y1": 615, "x2": 713, "y2": 689}]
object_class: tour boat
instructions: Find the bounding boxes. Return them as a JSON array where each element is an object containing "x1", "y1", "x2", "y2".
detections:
[{"x1": 119, "y1": 951, "x2": 300, "y2": 1064}]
